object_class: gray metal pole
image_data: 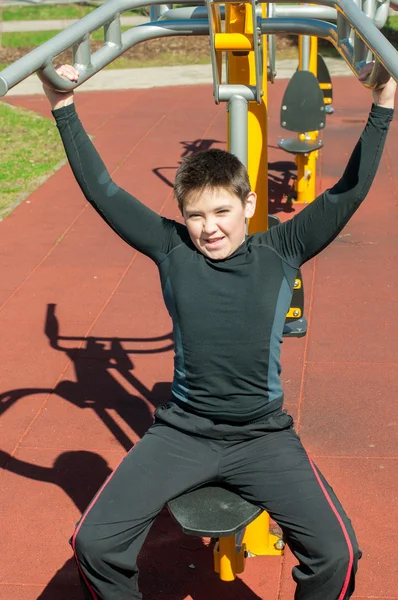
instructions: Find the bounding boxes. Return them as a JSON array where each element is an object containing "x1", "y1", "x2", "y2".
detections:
[
  {"x1": 362, "y1": 0, "x2": 377, "y2": 61},
  {"x1": 274, "y1": 5, "x2": 337, "y2": 21},
  {"x1": 160, "y1": 3, "x2": 386, "y2": 26},
  {"x1": 260, "y1": 16, "x2": 398, "y2": 84},
  {"x1": 374, "y1": 0, "x2": 389, "y2": 28},
  {"x1": 158, "y1": 5, "x2": 223, "y2": 20},
  {"x1": 150, "y1": 4, "x2": 171, "y2": 21},
  {"x1": 228, "y1": 95, "x2": 248, "y2": 167},
  {"x1": 301, "y1": 35, "x2": 311, "y2": 70},
  {"x1": 227, "y1": 94, "x2": 249, "y2": 234}
]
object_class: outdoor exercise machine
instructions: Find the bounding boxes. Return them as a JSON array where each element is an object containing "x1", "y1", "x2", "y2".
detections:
[
  {"x1": 1, "y1": 0, "x2": 398, "y2": 582},
  {"x1": 0, "y1": 0, "x2": 396, "y2": 218},
  {"x1": 277, "y1": 32, "x2": 331, "y2": 204}
]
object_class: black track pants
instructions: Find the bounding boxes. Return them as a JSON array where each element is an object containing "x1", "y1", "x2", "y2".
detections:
[{"x1": 72, "y1": 403, "x2": 361, "y2": 600}]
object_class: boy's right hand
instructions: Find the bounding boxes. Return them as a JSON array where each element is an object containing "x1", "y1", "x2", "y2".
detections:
[{"x1": 42, "y1": 64, "x2": 80, "y2": 111}]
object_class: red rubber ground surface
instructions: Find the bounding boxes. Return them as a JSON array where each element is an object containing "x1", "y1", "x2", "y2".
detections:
[{"x1": 1, "y1": 78, "x2": 397, "y2": 599}]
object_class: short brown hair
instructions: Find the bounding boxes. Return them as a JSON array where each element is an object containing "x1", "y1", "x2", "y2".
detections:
[{"x1": 173, "y1": 148, "x2": 251, "y2": 212}]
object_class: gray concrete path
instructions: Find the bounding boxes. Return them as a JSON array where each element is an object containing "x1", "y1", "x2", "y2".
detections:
[{"x1": 5, "y1": 57, "x2": 352, "y2": 96}]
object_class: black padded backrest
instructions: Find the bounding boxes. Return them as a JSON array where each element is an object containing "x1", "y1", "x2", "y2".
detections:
[{"x1": 280, "y1": 70, "x2": 325, "y2": 133}]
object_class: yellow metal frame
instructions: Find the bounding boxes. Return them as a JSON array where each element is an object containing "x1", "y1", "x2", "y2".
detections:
[
  {"x1": 214, "y1": 536, "x2": 246, "y2": 581},
  {"x1": 242, "y1": 511, "x2": 284, "y2": 556},
  {"x1": 225, "y1": 2, "x2": 269, "y2": 233},
  {"x1": 208, "y1": 3, "x2": 333, "y2": 580},
  {"x1": 320, "y1": 82, "x2": 333, "y2": 104},
  {"x1": 295, "y1": 34, "x2": 320, "y2": 204},
  {"x1": 210, "y1": 8, "x2": 284, "y2": 579},
  {"x1": 213, "y1": 511, "x2": 284, "y2": 581}
]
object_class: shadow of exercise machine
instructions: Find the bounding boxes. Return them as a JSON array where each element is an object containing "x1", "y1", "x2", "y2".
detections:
[
  {"x1": 153, "y1": 138, "x2": 224, "y2": 188},
  {"x1": 0, "y1": 304, "x2": 174, "y2": 451}
]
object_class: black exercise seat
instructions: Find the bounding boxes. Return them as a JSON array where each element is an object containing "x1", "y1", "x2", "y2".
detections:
[
  {"x1": 283, "y1": 316, "x2": 307, "y2": 337},
  {"x1": 167, "y1": 484, "x2": 262, "y2": 537},
  {"x1": 278, "y1": 137, "x2": 324, "y2": 155}
]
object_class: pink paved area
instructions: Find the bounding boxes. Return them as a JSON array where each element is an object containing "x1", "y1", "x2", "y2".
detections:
[{"x1": 0, "y1": 78, "x2": 397, "y2": 599}]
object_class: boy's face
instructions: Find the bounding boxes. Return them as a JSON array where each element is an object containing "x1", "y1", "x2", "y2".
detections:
[{"x1": 182, "y1": 187, "x2": 256, "y2": 260}]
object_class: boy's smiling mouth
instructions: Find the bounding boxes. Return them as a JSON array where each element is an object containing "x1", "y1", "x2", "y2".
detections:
[{"x1": 204, "y1": 236, "x2": 225, "y2": 246}]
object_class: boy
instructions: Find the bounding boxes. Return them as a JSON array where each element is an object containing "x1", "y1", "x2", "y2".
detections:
[{"x1": 43, "y1": 64, "x2": 396, "y2": 600}]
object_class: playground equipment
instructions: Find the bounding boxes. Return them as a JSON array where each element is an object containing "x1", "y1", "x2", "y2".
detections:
[
  {"x1": 168, "y1": 484, "x2": 283, "y2": 581},
  {"x1": 1, "y1": 0, "x2": 398, "y2": 581},
  {"x1": 276, "y1": 33, "x2": 331, "y2": 204},
  {"x1": 0, "y1": 0, "x2": 396, "y2": 213},
  {"x1": 278, "y1": 69, "x2": 326, "y2": 203}
]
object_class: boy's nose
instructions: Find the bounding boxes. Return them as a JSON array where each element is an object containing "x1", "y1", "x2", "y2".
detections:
[{"x1": 203, "y1": 218, "x2": 218, "y2": 234}]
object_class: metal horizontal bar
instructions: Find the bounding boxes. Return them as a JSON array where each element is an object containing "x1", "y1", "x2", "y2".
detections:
[
  {"x1": 261, "y1": 16, "x2": 339, "y2": 37},
  {"x1": 1, "y1": 0, "x2": 397, "y2": 96},
  {"x1": 274, "y1": 5, "x2": 338, "y2": 21},
  {"x1": 159, "y1": 2, "x2": 386, "y2": 27},
  {"x1": 0, "y1": 0, "x2": 204, "y2": 94},
  {"x1": 0, "y1": 17, "x2": 209, "y2": 96},
  {"x1": 159, "y1": 6, "x2": 221, "y2": 20},
  {"x1": 218, "y1": 85, "x2": 257, "y2": 102},
  {"x1": 260, "y1": 16, "x2": 398, "y2": 85}
]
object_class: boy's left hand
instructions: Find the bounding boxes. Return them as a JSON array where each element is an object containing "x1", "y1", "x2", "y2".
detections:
[
  {"x1": 359, "y1": 61, "x2": 397, "y2": 109},
  {"x1": 373, "y1": 76, "x2": 397, "y2": 109}
]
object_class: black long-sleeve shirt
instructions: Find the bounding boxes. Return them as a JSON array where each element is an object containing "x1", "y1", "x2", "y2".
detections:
[{"x1": 53, "y1": 103, "x2": 393, "y2": 423}]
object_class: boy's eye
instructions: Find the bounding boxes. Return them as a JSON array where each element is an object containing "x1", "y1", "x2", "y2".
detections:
[{"x1": 218, "y1": 209, "x2": 229, "y2": 215}]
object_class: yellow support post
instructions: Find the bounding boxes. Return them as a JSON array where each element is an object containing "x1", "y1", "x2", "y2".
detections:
[
  {"x1": 309, "y1": 35, "x2": 318, "y2": 76},
  {"x1": 296, "y1": 34, "x2": 320, "y2": 203},
  {"x1": 242, "y1": 511, "x2": 284, "y2": 556},
  {"x1": 213, "y1": 4, "x2": 285, "y2": 577},
  {"x1": 221, "y1": 5, "x2": 285, "y2": 567},
  {"x1": 319, "y1": 82, "x2": 333, "y2": 104},
  {"x1": 224, "y1": 8, "x2": 285, "y2": 562},
  {"x1": 214, "y1": 535, "x2": 246, "y2": 581},
  {"x1": 226, "y1": 2, "x2": 269, "y2": 233},
  {"x1": 296, "y1": 131, "x2": 319, "y2": 203}
]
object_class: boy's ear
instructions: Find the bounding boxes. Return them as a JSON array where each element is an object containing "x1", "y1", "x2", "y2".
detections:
[{"x1": 244, "y1": 192, "x2": 257, "y2": 219}]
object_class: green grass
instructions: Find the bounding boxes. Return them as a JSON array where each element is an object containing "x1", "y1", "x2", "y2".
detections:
[
  {"x1": 2, "y1": 30, "x2": 64, "y2": 47},
  {"x1": 2, "y1": 3, "x2": 143, "y2": 21},
  {"x1": 384, "y1": 16, "x2": 398, "y2": 30},
  {"x1": 0, "y1": 102, "x2": 65, "y2": 218},
  {"x1": 381, "y1": 16, "x2": 398, "y2": 50}
]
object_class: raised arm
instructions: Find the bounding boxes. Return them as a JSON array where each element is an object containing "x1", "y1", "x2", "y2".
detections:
[
  {"x1": 42, "y1": 65, "x2": 186, "y2": 263},
  {"x1": 267, "y1": 66, "x2": 396, "y2": 268}
]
